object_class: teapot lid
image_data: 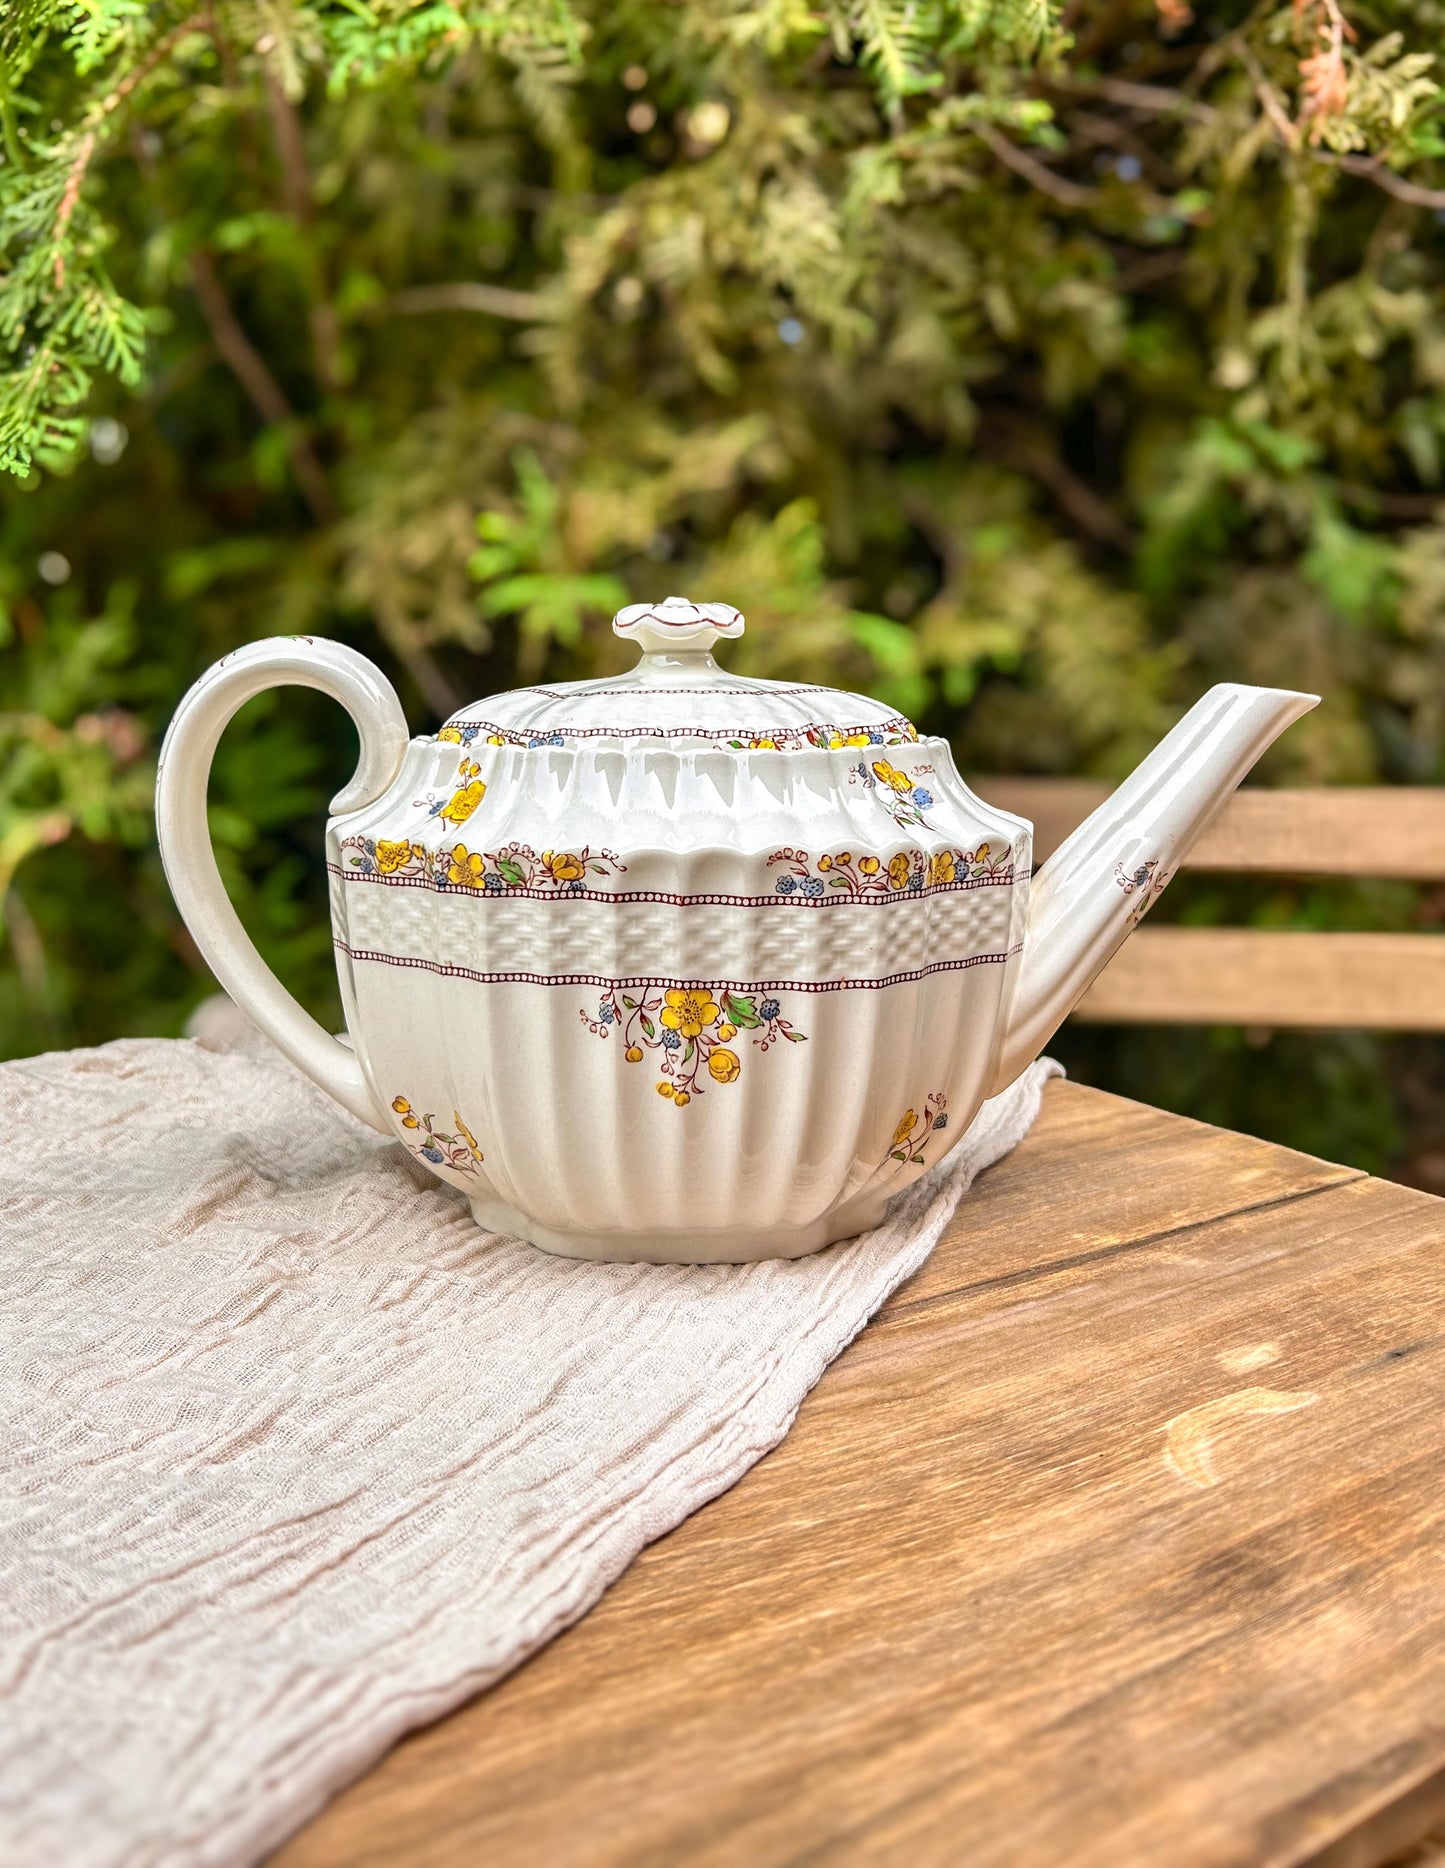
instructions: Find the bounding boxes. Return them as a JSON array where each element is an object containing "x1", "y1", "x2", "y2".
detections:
[{"x1": 436, "y1": 597, "x2": 919, "y2": 753}]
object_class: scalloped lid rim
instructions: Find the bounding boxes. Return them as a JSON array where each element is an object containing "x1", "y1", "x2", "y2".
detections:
[{"x1": 438, "y1": 597, "x2": 922, "y2": 751}]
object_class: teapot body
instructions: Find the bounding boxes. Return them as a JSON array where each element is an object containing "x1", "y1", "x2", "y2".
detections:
[
  {"x1": 331, "y1": 724, "x2": 1029, "y2": 1260},
  {"x1": 158, "y1": 612, "x2": 1315, "y2": 1263}
]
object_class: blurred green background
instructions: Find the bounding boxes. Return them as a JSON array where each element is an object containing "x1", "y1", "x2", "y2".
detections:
[{"x1": 3, "y1": 0, "x2": 1443, "y2": 1179}]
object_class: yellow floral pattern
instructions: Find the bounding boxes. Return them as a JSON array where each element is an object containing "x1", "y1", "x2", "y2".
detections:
[
  {"x1": 582, "y1": 983, "x2": 805, "y2": 1104},
  {"x1": 391, "y1": 1095, "x2": 484, "y2": 1174},
  {"x1": 340, "y1": 836, "x2": 625, "y2": 892},
  {"x1": 770, "y1": 842, "x2": 1013, "y2": 898},
  {"x1": 848, "y1": 756, "x2": 938, "y2": 831},
  {"x1": 660, "y1": 987, "x2": 718, "y2": 1039},
  {"x1": 437, "y1": 718, "x2": 919, "y2": 752},
  {"x1": 438, "y1": 774, "x2": 486, "y2": 826},
  {"x1": 885, "y1": 1092, "x2": 948, "y2": 1168},
  {"x1": 418, "y1": 753, "x2": 489, "y2": 828}
]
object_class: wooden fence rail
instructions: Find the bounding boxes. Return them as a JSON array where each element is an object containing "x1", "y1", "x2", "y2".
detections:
[{"x1": 974, "y1": 782, "x2": 1445, "y2": 1032}]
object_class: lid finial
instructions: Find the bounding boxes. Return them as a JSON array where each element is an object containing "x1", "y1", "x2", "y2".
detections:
[{"x1": 613, "y1": 596, "x2": 744, "y2": 659}]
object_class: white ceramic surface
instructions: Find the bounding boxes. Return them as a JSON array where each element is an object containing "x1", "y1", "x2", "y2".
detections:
[{"x1": 155, "y1": 597, "x2": 1318, "y2": 1262}]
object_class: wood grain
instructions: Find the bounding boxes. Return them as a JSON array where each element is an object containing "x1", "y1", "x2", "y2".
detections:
[
  {"x1": 979, "y1": 780, "x2": 1445, "y2": 880},
  {"x1": 1073, "y1": 927, "x2": 1445, "y2": 1031},
  {"x1": 276, "y1": 1083, "x2": 1445, "y2": 1868},
  {"x1": 969, "y1": 780, "x2": 1444, "y2": 1031}
]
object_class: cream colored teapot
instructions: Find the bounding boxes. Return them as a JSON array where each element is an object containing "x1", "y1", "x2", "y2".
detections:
[{"x1": 156, "y1": 597, "x2": 1315, "y2": 1262}]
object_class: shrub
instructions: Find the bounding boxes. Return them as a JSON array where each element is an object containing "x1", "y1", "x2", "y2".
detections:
[{"x1": 2, "y1": 1, "x2": 1442, "y2": 1169}]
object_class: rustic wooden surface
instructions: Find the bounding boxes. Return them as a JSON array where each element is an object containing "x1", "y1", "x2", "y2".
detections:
[{"x1": 276, "y1": 1080, "x2": 1445, "y2": 1868}]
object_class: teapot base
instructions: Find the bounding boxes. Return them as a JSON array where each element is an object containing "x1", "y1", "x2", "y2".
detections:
[{"x1": 466, "y1": 1188, "x2": 894, "y2": 1265}]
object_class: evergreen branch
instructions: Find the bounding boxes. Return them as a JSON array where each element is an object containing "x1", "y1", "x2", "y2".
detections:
[
  {"x1": 84, "y1": 12, "x2": 208, "y2": 127},
  {"x1": 51, "y1": 131, "x2": 95, "y2": 288}
]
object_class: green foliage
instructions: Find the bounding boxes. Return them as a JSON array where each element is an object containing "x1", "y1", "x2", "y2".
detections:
[{"x1": 1, "y1": 0, "x2": 1443, "y2": 1172}]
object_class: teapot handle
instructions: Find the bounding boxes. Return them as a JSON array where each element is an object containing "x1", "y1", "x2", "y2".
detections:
[{"x1": 155, "y1": 637, "x2": 409, "y2": 1132}]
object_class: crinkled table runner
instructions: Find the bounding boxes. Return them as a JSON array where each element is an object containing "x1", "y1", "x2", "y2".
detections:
[{"x1": 0, "y1": 1031, "x2": 1058, "y2": 1868}]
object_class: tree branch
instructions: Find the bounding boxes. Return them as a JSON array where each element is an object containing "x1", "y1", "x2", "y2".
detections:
[
  {"x1": 259, "y1": 55, "x2": 343, "y2": 396},
  {"x1": 1328, "y1": 152, "x2": 1445, "y2": 210},
  {"x1": 993, "y1": 424, "x2": 1137, "y2": 553},
  {"x1": 974, "y1": 124, "x2": 1098, "y2": 209},
  {"x1": 1336, "y1": 480, "x2": 1445, "y2": 520},
  {"x1": 1052, "y1": 75, "x2": 1218, "y2": 123},
  {"x1": 382, "y1": 282, "x2": 548, "y2": 322},
  {"x1": 187, "y1": 248, "x2": 336, "y2": 524},
  {"x1": 1235, "y1": 40, "x2": 1302, "y2": 151},
  {"x1": 188, "y1": 250, "x2": 463, "y2": 716}
]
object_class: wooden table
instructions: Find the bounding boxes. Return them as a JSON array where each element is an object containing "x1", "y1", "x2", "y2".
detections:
[{"x1": 277, "y1": 1081, "x2": 1445, "y2": 1868}]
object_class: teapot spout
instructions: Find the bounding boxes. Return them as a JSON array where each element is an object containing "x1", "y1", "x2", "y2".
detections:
[{"x1": 989, "y1": 683, "x2": 1318, "y2": 1095}]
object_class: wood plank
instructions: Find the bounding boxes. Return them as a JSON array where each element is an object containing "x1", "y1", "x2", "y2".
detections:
[
  {"x1": 278, "y1": 1087, "x2": 1445, "y2": 1868},
  {"x1": 977, "y1": 780, "x2": 1445, "y2": 880},
  {"x1": 1074, "y1": 928, "x2": 1445, "y2": 1031},
  {"x1": 899, "y1": 1077, "x2": 1360, "y2": 1311}
]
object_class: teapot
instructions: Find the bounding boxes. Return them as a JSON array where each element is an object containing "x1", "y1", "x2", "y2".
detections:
[{"x1": 156, "y1": 598, "x2": 1316, "y2": 1263}]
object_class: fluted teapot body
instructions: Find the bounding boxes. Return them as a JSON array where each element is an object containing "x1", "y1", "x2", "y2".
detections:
[{"x1": 157, "y1": 597, "x2": 1315, "y2": 1263}]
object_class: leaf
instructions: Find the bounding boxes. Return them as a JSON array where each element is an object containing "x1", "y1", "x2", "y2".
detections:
[
  {"x1": 639, "y1": 1015, "x2": 656, "y2": 1038},
  {"x1": 725, "y1": 992, "x2": 762, "y2": 1028},
  {"x1": 497, "y1": 857, "x2": 527, "y2": 886}
]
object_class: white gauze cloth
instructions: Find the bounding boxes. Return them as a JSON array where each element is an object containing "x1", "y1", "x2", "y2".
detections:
[{"x1": 0, "y1": 1033, "x2": 1059, "y2": 1868}]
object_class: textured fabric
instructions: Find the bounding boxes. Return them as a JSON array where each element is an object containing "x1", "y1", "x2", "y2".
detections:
[{"x1": 0, "y1": 1031, "x2": 1059, "y2": 1868}]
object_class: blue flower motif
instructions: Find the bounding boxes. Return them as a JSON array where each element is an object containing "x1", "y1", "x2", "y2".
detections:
[
  {"x1": 483, "y1": 872, "x2": 504, "y2": 891},
  {"x1": 868, "y1": 730, "x2": 884, "y2": 744},
  {"x1": 663, "y1": 1029, "x2": 681, "y2": 1051},
  {"x1": 933, "y1": 1114, "x2": 948, "y2": 1131},
  {"x1": 907, "y1": 873, "x2": 923, "y2": 890},
  {"x1": 599, "y1": 1000, "x2": 615, "y2": 1024},
  {"x1": 804, "y1": 877, "x2": 824, "y2": 897},
  {"x1": 421, "y1": 1146, "x2": 444, "y2": 1164},
  {"x1": 911, "y1": 787, "x2": 933, "y2": 810},
  {"x1": 759, "y1": 998, "x2": 780, "y2": 1022},
  {"x1": 775, "y1": 874, "x2": 797, "y2": 894},
  {"x1": 528, "y1": 733, "x2": 565, "y2": 748},
  {"x1": 568, "y1": 878, "x2": 584, "y2": 891}
]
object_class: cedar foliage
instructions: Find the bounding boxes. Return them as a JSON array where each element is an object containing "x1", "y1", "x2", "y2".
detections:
[{"x1": 1, "y1": 0, "x2": 1443, "y2": 1171}]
